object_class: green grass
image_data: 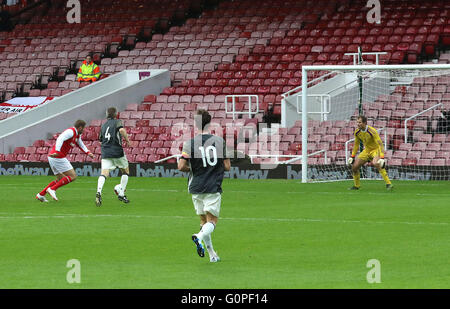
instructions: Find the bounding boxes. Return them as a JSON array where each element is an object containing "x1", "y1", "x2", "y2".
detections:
[{"x1": 0, "y1": 176, "x2": 449, "y2": 288}]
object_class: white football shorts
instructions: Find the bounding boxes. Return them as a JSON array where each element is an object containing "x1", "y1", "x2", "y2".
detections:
[
  {"x1": 191, "y1": 193, "x2": 221, "y2": 218},
  {"x1": 48, "y1": 157, "x2": 74, "y2": 175},
  {"x1": 101, "y1": 156, "x2": 129, "y2": 170}
]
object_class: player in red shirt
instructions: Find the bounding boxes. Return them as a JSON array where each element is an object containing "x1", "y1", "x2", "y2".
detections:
[{"x1": 36, "y1": 120, "x2": 94, "y2": 202}]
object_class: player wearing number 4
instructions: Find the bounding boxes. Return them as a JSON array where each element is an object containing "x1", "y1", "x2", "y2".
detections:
[
  {"x1": 36, "y1": 120, "x2": 94, "y2": 202},
  {"x1": 95, "y1": 107, "x2": 131, "y2": 206},
  {"x1": 178, "y1": 110, "x2": 232, "y2": 263},
  {"x1": 348, "y1": 115, "x2": 393, "y2": 190}
]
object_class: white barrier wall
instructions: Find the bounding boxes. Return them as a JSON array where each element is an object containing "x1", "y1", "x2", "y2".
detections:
[
  {"x1": 0, "y1": 70, "x2": 170, "y2": 154},
  {"x1": 281, "y1": 72, "x2": 390, "y2": 128},
  {"x1": 282, "y1": 74, "x2": 356, "y2": 128}
]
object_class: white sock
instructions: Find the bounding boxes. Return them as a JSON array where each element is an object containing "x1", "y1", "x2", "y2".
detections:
[
  {"x1": 120, "y1": 174, "x2": 128, "y2": 196},
  {"x1": 197, "y1": 222, "x2": 215, "y2": 243},
  {"x1": 97, "y1": 175, "x2": 106, "y2": 193},
  {"x1": 203, "y1": 234, "x2": 216, "y2": 256}
]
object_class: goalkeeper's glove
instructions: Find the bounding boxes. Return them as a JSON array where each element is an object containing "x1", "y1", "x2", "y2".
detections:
[
  {"x1": 347, "y1": 156, "x2": 355, "y2": 165},
  {"x1": 377, "y1": 158, "x2": 386, "y2": 169}
]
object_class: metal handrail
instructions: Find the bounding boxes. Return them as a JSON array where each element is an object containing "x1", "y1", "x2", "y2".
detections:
[
  {"x1": 249, "y1": 149, "x2": 328, "y2": 165},
  {"x1": 296, "y1": 94, "x2": 331, "y2": 121},
  {"x1": 344, "y1": 52, "x2": 388, "y2": 65},
  {"x1": 404, "y1": 103, "x2": 442, "y2": 143},
  {"x1": 154, "y1": 154, "x2": 181, "y2": 164},
  {"x1": 225, "y1": 95, "x2": 259, "y2": 120}
]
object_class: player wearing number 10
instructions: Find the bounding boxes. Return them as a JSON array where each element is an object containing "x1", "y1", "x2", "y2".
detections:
[
  {"x1": 178, "y1": 110, "x2": 231, "y2": 263},
  {"x1": 95, "y1": 107, "x2": 131, "y2": 206}
]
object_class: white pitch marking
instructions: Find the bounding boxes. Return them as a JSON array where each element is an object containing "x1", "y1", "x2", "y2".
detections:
[
  {"x1": 0, "y1": 214, "x2": 447, "y2": 226},
  {"x1": 4, "y1": 184, "x2": 450, "y2": 196}
]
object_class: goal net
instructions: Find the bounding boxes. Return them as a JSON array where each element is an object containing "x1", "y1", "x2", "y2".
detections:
[{"x1": 282, "y1": 64, "x2": 450, "y2": 183}]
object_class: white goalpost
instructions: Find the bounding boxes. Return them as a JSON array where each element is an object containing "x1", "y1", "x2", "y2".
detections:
[{"x1": 292, "y1": 64, "x2": 450, "y2": 183}]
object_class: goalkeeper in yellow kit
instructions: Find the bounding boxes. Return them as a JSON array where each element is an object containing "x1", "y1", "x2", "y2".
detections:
[{"x1": 348, "y1": 115, "x2": 393, "y2": 190}]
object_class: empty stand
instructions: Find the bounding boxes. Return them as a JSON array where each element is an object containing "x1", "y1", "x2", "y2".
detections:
[{"x1": 1, "y1": 0, "x2": 450, "y2": 167}]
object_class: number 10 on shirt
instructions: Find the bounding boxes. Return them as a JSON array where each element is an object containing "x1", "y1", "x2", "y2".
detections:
[{"x1": 199, "y1": 146, "x2": 218, "y2": 167}]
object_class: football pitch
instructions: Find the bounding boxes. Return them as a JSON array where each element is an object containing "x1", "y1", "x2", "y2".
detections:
[{"x1": 0, "y1": 175, "x2": 449, "y2": 289}]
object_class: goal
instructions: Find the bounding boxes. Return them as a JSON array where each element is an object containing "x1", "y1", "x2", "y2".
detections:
[{"x1": 282, "y1": 64, "x2": 450, "y2": 183}]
